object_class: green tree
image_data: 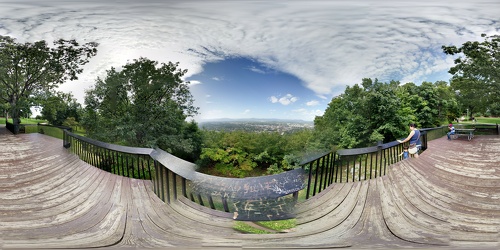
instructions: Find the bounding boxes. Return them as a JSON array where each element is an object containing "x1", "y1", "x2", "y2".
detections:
[
  {"x1": 415, "y1": 82, "x2": 440, "y2": 128},
  {"x1": 197, "y1": 129, "x2": 315, "y2": 177},
  {"x1": 442, "y1": 34, "x2": 499, "y2": 117},
  {"x1": 434, "y1": 81, "x2": 460, "y2": 123},
  {"x1": 39, "y1": 91, "x2": 81, "y2": 126},
  {"x1": 314, "y1": 78, "x2": 458, "y2": 148},
  {"x1": 62, "y1": 117, "x2": 79, "y2": 129},
  {"x1": 0, "y1": 102, "x2": 9, "y2": 119},
  {"x1": 314, "y1": 83, "x2": 366, "y2": 149},
  {"x1": 362, "y1": 79, "x2": 406, "y2": 143},
  {"x1": 395, "y1": 82, "x2": 418, "y2": 126},
  {"x1": 82, "y1": 57, "x2": 200, "y2": 160},
  {"x1": 0, "y1": 36, "x2": 98, "y2": 132},
  {"x1": 314, "y1": 78, "x2": 407, "y2": 149}
]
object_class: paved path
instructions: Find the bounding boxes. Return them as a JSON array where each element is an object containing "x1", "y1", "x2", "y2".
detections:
[{"x1": 1, "y1": 125, "x2": 499, "y2": 249}]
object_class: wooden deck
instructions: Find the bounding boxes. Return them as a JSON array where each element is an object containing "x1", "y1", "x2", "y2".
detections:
[{"x1": 1, "y1": 125, "x2": 499, "y2": 249}]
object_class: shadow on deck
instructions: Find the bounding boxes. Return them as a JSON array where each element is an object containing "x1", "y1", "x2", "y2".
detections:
[{"x1": 1, "y1": 125, "x2": 499, "y2": 249}]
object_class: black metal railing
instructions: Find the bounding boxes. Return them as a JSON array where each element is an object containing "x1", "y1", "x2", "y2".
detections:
[
  {"x1": 64, "y1": 131, "x2": 153, "y2": 179},
  {"x1": 301, "y1": 129, "x2": 434, "y2": 199},
  {"x1": 5, "y1": 122, "x2": 70, "y2": 135},
  {"x1": 35, "y1": 123, "x2": 500, "y2": 217},
  {"x1": 62, "y1": 129, "x2": 304, "y2": 221},
  {"x1": 300, "y1": 123, "x2": 499, "y2": 199}
]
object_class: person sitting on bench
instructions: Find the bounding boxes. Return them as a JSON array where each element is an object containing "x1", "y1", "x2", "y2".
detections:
[{"x1": 447, "y1": 123, "x2": 455, "y2": 140}]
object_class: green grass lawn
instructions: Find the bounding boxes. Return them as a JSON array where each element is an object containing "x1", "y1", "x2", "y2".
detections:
[
  {"x1": 233, "y1": 219, "x2": 296, "y2": 234},
  {"x1": 37, "y1": 126, "x2": 64, "y2": 139},
  {"x1": 3, "y1": 117, "x2": 87, "y2": 137},
  {"x1": 464, "y1": 117, "x2": 500, "y2": 124},
  {"x1": 447, "y1": 117, "x2": 500, "y2": 125},
  {"x1": 70, "y1": 126, "x2": 87, "y2": 136},
  {"x1": 3, "y1": 117, "x2": 48, "y2": 124}
]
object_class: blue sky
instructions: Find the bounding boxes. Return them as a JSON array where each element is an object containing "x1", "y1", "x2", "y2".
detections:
[
  {"x1": 187, "y1": 57, "x2": 323, "y2": 120},
  {"x1": 0, "y1": 0, "x2": 498, "y2": 121}
]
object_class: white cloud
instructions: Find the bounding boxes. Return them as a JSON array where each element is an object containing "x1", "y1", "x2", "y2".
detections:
[
  {"x1": 188, "y1": 80, "x2": 201, "y2": 85},
  {"x1": 0, "y1": 0, "x2": 498, "y2": 106},
  {"x1": 292, "y1": 108, "x2": 324, "y2": 120},
  {"x1": 270, "y1": 94, "x2": 298, "y2": 106},
  {"x1": 247, "y1": 66, "x2": 265, "y2": 74},
  {"x1": 211, "y1": 77, "x2": 222, "y2": 81},
  {"x1": 306, "y1": 100, "x2": 319, "y2": 106},
  {"x1": 242, "y1": 109, "x2": 251, "y2": 114}
]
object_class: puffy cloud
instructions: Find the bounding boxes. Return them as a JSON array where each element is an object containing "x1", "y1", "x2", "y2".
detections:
[
  {"x1": 188, "y1": 80, "x2": 201, "y2": 85},
  {"x1": 292, "y1": 108, "x2": 324, "y2": 120},
  {"x1": 0, "y1": 0, "x2": 498, "y2": 105},
  {"x1": 270, "y1": 94, "x2": 298, "y2": 105},
  {"x1": 306, "y1": 100, "x2": 319, "y2": 106}
]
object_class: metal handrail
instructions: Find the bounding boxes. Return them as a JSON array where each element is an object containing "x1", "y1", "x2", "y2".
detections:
[
  {"x1": 56, "y1": 123, "x2": 500, "y2": 216},
  {"x1": 300, "y1": 124, "x2": 499, "y2": 199},
  {"x1": 62, "y1": 129, "x2": 305, "y2": 221}
]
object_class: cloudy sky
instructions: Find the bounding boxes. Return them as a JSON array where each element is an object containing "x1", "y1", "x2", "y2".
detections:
[{"x1": 1, "y1": 0, "x2": 498, "y2": 121}]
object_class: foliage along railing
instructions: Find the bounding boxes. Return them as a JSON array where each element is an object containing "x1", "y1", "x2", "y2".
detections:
[
  {"x1": 62, "y1": 130, "x2": 305, "y2": 221},
  {"x1": 300, "y1": 123, "x2": 499, "y2": 199},
  {"x1": 5, "y1": 122, "x2": 71, "y2": 136}
]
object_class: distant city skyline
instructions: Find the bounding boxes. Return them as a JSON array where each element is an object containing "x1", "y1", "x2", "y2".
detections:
[{"x1": 1, "y1": 0, "x2": 498, "y2": 121}]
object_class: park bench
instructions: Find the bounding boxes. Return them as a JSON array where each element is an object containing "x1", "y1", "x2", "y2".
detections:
[{"x1": 451, "y1": 128, "x2": 475, "y2": 141}]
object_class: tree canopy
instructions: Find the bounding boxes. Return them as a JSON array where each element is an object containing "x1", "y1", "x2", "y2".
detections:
[
  {"x1": 442, "y1": 34, "x2": 499, "y2": 117},
  {"x1": 198, "y1": 129, "x2": 316, "y2": 177},
  {"x1": 314, "y1": 79, "x2": 458, "y2": 149},
  {"x1": 0, "y1": 36, "x2": 98, "y2": 129},
  {"x1": 81, "y1": 57, "x2": 200, "y2": 161},
  {"x1": 36, "y1": 91, "x2": 81, "y2": 126}
]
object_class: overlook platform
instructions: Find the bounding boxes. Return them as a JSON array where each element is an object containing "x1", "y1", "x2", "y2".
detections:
[{"x1": 0, "y1": 125, "x2": 499, "y2": 249}]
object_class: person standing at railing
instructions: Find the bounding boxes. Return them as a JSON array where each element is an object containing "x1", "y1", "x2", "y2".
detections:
[
  {"x1": 397, "y1": 123, "x2": 421, "y2": 158},
  {"x1": 447, "y1": 123, "x2": 455, "y2": 140}
]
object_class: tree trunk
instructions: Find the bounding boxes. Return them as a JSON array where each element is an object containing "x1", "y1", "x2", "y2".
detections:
[{"x1": 10, "y1": 97, "x2": 21, "y2": 134}]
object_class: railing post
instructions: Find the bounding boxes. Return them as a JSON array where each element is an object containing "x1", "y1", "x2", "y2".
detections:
[
  {"x1": 338, "y1": 155, "x2": 343, "y2": 182},
  {"x1": 305, "y1": 162, "x2": 313, "y2": 199},
  {"x1": 318, "y1": 155, "x2": 325, "y2": 192},
  {"x1": 182, "y1": 178, "x2": 187, "y2": 198},
  {"x1": 208, "y1": 195, "x2": 215, "y2": 209},
  {"x1": 172, "y1": 173, "x2": 178, "y2": 200},
  {"x1": 222, "y1": 195, "x2": 229, "y2": 212},
  {"x1": 313, "y1": 160, "x2": 320, "y2": 196},
  {"x1": 165, "y1": 168, "x2": 170, "y2": 203},
  {"x1": 376, "y1": 141, "x2": 382, "y2": 178}
]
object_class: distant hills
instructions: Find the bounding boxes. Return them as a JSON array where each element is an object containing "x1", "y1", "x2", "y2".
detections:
[
  {"x1": 197, "y1": 118, "x2": 314, "y2": 133},
  {"x1": 198, "y1": 118, "x2": 313, "y2": 124}
]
